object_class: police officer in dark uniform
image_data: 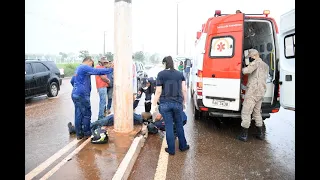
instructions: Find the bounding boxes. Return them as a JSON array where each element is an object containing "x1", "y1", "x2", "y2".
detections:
[{"x1": 133, "y1": 77, "x2": 156, "y2": 112}]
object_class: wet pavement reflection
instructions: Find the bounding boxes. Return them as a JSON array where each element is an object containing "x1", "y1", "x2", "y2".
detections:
[
  {"x1": 49, "y1": 126, "x2": 141, "y2": 180},
  {"x1": 130, "y1": 95, "x2": 295, "y2": 180},
  {"x1": 26, "y1": 76, "x2": 147, "y2": 179}
]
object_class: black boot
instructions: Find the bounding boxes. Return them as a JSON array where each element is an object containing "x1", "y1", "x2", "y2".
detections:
[
  {"x1": 237, "y1": 127, "x2": 248, "y2": 142},
  {"x1": 68, "y1": 122, "x2": 76, "y2": 135},
  {"x1": 255, "y1": 126, "x2": 265, "y2": 140},
  {"x1": 145, "y1": 102, "x2": 151, "y2": 112}
]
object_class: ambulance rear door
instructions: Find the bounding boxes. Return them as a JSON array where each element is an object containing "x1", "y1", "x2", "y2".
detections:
[{"x1": 202, "y1": 13, "x2": 244, "y2": 111}]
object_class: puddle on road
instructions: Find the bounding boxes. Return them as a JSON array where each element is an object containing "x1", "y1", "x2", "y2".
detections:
[{"x1": 47, "y1": 125, "x2": 142, "y2": 180}]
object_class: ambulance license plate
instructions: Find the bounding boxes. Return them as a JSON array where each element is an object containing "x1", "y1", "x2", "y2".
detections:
[{"x1": 212, "y1": 99, "x2": 230, "y2": 107}]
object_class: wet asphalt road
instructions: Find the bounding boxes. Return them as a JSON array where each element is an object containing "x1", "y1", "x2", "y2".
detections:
[
  {"x1": 129, "y1": 94, "x2": 295, "y2": 179},
  {"x1": 25, "y1": 78, "x2": 75, "y2": 174},
  {"x1": 25, "y1": 76, "x2": 146, "y2": 179},
  {"x1": 26, "y1": 76, "x2": 295, "y2": 179},
  {"x1": 25, "y1": 77, "x2": 108, "y2": 175}
]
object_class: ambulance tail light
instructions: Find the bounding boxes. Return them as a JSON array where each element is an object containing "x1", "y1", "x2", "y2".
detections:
[
  {"x1": 263, "y1": 10, "x2": 270, "y2": 17},
  {"x1": 197, "y1": 70, "x2": 203, "y2": 96},
  {"x1": 200, "y1": 107, "x2": 208, "y2": 111}
]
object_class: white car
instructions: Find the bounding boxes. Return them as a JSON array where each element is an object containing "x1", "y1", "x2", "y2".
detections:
[
  {"x1": 59, "y1": 68, "x2": 64, "y2": 78},
  {"x1": 146, "y1": 65, "x2": 163, "y2": 78}
]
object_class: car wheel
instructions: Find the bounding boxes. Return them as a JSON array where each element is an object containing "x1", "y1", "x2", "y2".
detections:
[
  {"x1": 194, "y1": 106, "x2": 200, "y2": 119},
  {"x1": 200, "y1": 111, "x2": 209, "y2": 120},
  {"x1": 47, "y1": 82, "x2": 59, "y2": 97}
]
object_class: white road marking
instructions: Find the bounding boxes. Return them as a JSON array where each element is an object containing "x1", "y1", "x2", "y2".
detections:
[
  {"x1": 154, "y1": 135, "x2": 169, "y2": 180},
  {"x1": 39, "y1": 138, "x2": 91, "y2": 180},
  {"x1": 25, "y1": 139, "x2": 80, "y2": 180}
]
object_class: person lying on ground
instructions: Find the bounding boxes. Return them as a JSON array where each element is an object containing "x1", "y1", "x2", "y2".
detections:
[
  {"x1": 148, "y1": 108, "x2": 187, "y2": 135},
  {"x1": 67, "y1": 112, "x2": 151, "y2": 134}
]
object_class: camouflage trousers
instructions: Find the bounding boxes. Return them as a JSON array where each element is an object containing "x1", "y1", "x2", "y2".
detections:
[{"x1": 241, "y1": 96, "x2": 264, "y2": 128}]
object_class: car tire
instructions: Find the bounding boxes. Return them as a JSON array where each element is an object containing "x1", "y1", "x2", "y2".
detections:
[
  {"x1": 194, "y1": 106, "x2": 200, "y2": 119},
  {"x1": 47, "y1": 82, "x2": 59, "y2": 97},
  {"x1": 200, "y1": 111, "x2": 209, "y2": 120}
]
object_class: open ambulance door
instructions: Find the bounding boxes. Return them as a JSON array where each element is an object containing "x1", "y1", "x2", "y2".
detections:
[
  {"x1": 201, "y1": 13, "x2": 244, "y2": 111},
  {"x1": 279, "y1": 9, "x2": 295, "y2": 111}
]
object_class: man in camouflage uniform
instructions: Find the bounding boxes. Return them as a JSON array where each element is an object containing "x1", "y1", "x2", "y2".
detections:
[{"x1": 238, "y1": 49, "x2": 269, "y2": 142}]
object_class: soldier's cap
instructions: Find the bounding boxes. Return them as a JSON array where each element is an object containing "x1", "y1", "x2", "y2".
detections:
[
  {"x1": 99, "y1": 57, "x2": 108, "y2": 63},
  {"x1": 245, "y1": 49, "x2": 259, "y2": 58}
]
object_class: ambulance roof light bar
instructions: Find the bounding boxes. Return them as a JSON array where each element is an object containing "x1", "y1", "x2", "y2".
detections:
[{"x1": 215, "y1": 10, "x2": 270, "y2": 17}]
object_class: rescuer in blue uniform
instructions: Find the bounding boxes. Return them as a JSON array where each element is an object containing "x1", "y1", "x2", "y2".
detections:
[{"x1": 70, "y1": 56, "x2": 113, "y2": 140}]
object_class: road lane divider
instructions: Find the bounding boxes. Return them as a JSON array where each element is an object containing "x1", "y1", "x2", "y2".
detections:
[
  {"x1": 154, "y1": 135, "x2": 169, "y2": 180},
  {"x1": 25, "y1": 139, "x2": 80, "y2": 180},
  {"x1": 112, "y1": 124, "x2": 148, "y2": 180},
  {"x1": 39, "y1": 138, "x2": 91, "y2": 180}
]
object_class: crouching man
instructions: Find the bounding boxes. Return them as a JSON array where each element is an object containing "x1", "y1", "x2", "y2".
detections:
[{"x1": 133, "y1": 77, "x2": 156, "y2": 112}]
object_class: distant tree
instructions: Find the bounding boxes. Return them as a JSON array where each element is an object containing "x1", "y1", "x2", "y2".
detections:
[
  {"x1": 44, "y1": 54, "x2": 51, "y2": 61},
  {"x1": 133, "y1": 51, "x2": 145, "y2": 62},
  {"x1": 105, "y1": 52, "x2": 114, "y2": 61},
  {"x1": 59, "y1": 52, "x2": 68, "y2": 63},
  {"x1": 79, "y1": 50, "x2": 90, "y2": 59},
  {"x1": 149, "y1": 53, "x2": 161, "y2": 64}
]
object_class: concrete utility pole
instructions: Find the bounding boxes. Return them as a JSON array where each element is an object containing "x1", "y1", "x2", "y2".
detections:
[
  {"x1": 113, "y1": 0, "x2": 133, "y2": 133},
  {"x1": 176, "y1": 3, "x2": 179, "y2": 56},
  {"x1": 103, "y1": 31, "x2": 107, "y2": 55}
]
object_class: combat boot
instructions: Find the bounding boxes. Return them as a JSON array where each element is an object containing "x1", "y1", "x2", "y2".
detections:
[
  {"x1": 255, "y1": 126, "x2": 265, "y2": 140},
  {"x1": 67, "y1": 122, "x2": 76, "y2": 134},
  {"x1": 237, "y1": 127, "x2": 248, "y2": 142}
]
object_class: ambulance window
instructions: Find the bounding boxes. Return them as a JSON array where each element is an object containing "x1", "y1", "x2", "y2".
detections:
[
  {"x1": 209, "y1": 36, "x2": 234, "y2": 58},
  {"x1": 284, "y1": 33, "x2": 295, "y2": 58}
]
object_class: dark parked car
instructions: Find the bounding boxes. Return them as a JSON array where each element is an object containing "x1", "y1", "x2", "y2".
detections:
[{"x1": 25, "y1": 59, "x2": 62, "y2": 100}]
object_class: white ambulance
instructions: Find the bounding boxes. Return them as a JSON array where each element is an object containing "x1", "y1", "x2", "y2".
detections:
[
  {"x1": 279, "y1": 9, "x2": 295, "y2": 111},
  {"x1": 190, "y1": 10, "x2": 281, "y2": 120}
]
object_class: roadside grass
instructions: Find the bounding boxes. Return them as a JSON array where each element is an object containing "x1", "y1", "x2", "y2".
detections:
[{"x1": 56, "y1": 63, "x2": 80, "y2": 77}]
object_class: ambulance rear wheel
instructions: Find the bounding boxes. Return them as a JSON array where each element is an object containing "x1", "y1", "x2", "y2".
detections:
[
  {"x1": 200, "y1": 111, "x2": 209, "y2": 120},
  {"x1": 194, "y1": 107, "x2": 200, "y2": 119}
]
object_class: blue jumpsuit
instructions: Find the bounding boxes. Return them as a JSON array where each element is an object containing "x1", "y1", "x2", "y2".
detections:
[{"x1": 71, "y1": 64, "x2": 113, "y2": 138}]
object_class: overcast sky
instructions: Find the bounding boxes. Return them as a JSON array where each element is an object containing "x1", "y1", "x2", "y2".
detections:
[{"x1": 25, "y1": 0, "x2": 294, "y2": 55}]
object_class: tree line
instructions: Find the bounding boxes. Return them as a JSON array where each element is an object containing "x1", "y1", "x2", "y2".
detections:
[{"x1": 25, "y1": 50, "x2": 162, "y2": 65}]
